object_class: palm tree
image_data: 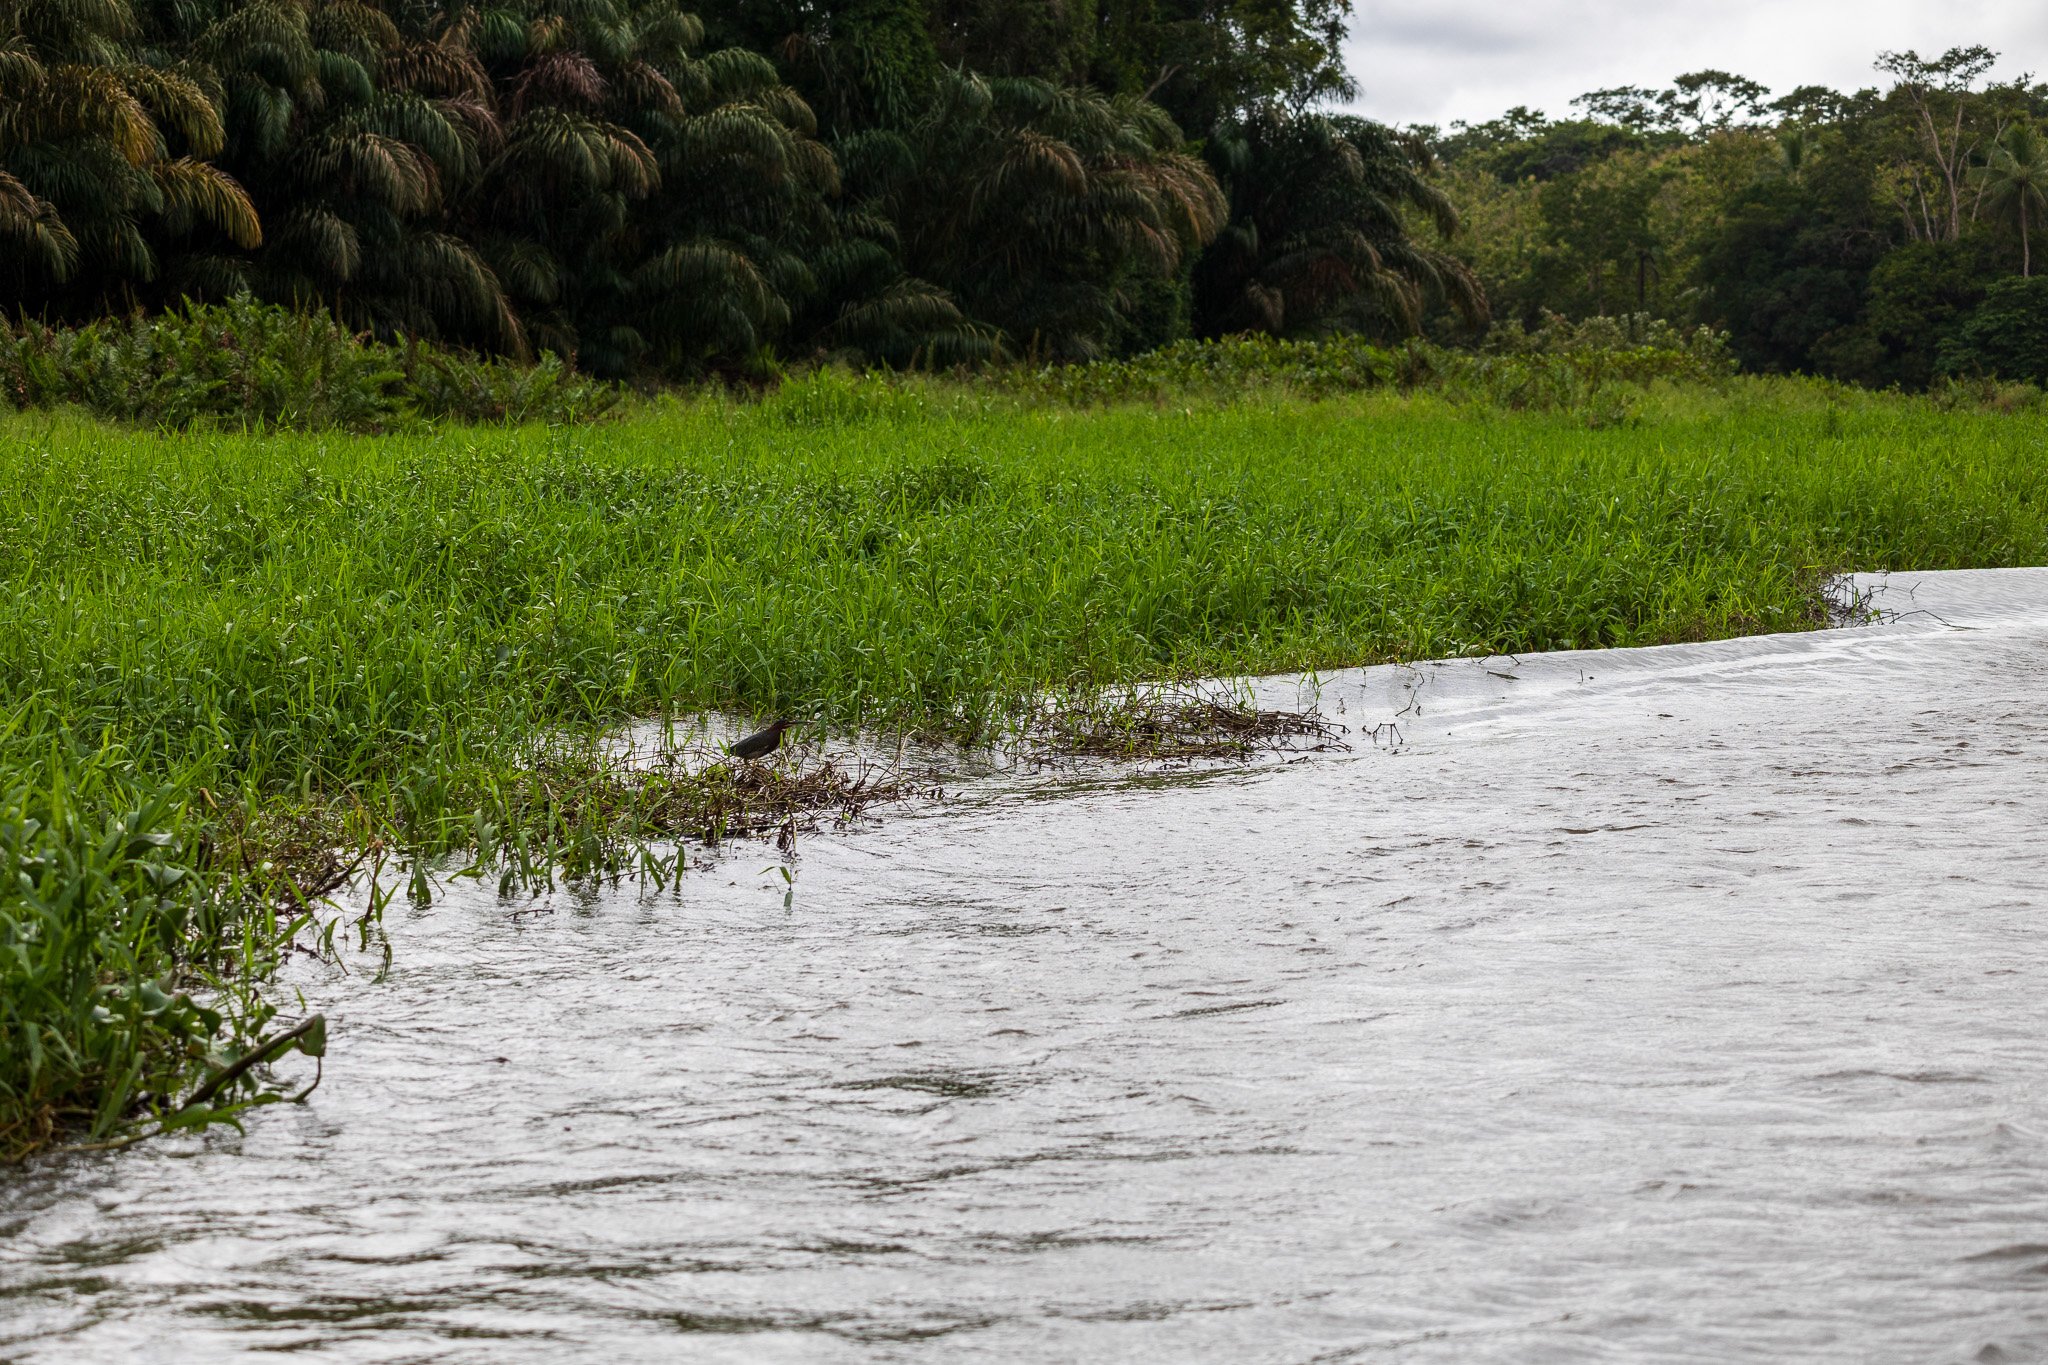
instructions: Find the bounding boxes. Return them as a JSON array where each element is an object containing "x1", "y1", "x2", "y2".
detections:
[
  {"x1": 1775, "y1": 126, "x2": 1814, "y2": 182},
  {"x1": 871, "y1": 70, "x2": 1226, "y2": 360},
  {"x1": 415, "y1": 0, "x2": 852, "y2": 374},
  {"x1": 1194, "y1": 112, "x2": 1485, "y2": 339},
  {"x1": 156, "y1": 0, "x2": 522, "y2": 350},
  {"x1": 0, "y1": 4, "x2": 258, "y2": 313},
  {"x1": 1974, "y1": 124, "x2": 2048, "y2": 277}
]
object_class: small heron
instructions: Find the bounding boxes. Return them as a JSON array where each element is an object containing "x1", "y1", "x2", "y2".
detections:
[{"x1": 728, "y1": 718, "x2": 795, "y2": 762}]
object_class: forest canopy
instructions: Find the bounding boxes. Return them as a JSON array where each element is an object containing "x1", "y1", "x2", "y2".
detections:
[
  {"x1": 0, "y1": 0, "x2": 1477, "y2": 374},
  {"x1": 1422, "y1": 47, "x2": 2048, "y2": 386},
  {"x1": 3, "y1": 0, "x2": 2043, "y2": 387}
]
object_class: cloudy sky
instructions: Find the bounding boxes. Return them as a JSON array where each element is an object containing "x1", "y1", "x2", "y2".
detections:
[{"x1": 1342, "y1": 0, "x2": 2048, "y2": 128}]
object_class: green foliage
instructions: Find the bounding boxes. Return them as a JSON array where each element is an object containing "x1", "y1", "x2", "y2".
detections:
[
  {"x1": 1427, "y1": 48, "x2": 2048, "y2": 387},
  {"x1": 1197, "y1": 112, "x2": 1482, "y2": 339},
  {"x1": 985, "y1": 323, "x2": 1731, "y2": 411},
  {"x1": 403, "y1": 348, "x2": 624, "y2": 426},
  {"x1": 870, "y1": 71, "x2": 1227, "y2": 361},
  {"x1": 4, "y1": 0, "x2": 1465, "y2": 377},
  {"x1": 1085, "y1": 0, "x2": 1356, "y2": 134},
  {"x1": 0, "y1": 740, "x2": 296, "y2": 1162},
  {"x1": 763, "y1": 364, "x2": 933, "y2": 425},
  {"x1": 1574, "y1": 71, "x2": 1772, "y2": 135},
  {"x1": 1971, "y1": 122, "x2": 2048, "y2": 275},
  {"x1": 1822, "y1": 240, "x2": 1990, "y2": 388},
  {"x1": 0, "y1": 297, "x2": 620, "y2": 429},
  {"x1": 1938, "y1": 276, "x2": 2048, "y2": 383},
  {"x1": 1696, "y1": 170, "x2": 1888, "y2": 376},
  {"x1": 1433, "y1": 109, "x2": 1656, "y2": 182}
]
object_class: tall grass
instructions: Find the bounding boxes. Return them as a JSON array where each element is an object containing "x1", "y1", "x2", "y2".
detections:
[
  {"x1": 3, "y1": 377, "x2": 2044, "y2": 1154},
  {"x1": 8, "y1": 385, "x2": 2046, "y2": 788}
]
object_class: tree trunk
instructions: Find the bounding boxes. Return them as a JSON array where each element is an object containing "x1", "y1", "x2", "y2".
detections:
[{"x1": 1944, "y1": 101, "x2": 1966, "y2": 240}]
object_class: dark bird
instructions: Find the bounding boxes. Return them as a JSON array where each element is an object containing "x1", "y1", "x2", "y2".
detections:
[{"x1": 728, "y1": 718, "x2": 795, "y2": 762}]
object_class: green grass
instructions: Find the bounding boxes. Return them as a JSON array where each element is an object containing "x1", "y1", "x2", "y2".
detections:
[{"x1": 4, "y1": 375, "x2": 2046, "y2": 1155}]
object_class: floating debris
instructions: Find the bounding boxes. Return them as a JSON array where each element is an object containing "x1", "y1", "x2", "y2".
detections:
[{"x1": 1022, "y1": 683, "x2": 1346, "y2": 763}]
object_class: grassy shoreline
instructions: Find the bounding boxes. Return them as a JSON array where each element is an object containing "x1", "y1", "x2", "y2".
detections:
[{"x1": 4, "y1": 378, "x2": 2046, "y2": 1157}]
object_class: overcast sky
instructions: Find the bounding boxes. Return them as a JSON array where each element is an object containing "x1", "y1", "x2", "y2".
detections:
[{"x1": 1342, "y1": 0, "x2": 2048, "y2": 128}]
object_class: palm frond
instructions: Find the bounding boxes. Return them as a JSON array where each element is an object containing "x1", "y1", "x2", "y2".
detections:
[
  {"x1": 300, "y1": 130, "x2": 437, "y2": 214},
  {"x1": 30, "y1": 63, "x2": 160, "y2": 163},
  {"x1": 310, "y1": 0, "x2": 401, "y2": 61},
  {"x1": 482, "y1": 234, "x2": 561, "y2": 304},
  {"x1": 272, "y1": 205, "x2": 361, "y2": 280},
  {"x1": 695, "y1": 47, "x2": 778, "y2": 104},
  {"x1": 384, "y1": 41, "x2": 491, "y2": 101},
  {"x1": 613, "y1": 57, "x2": 681, "y2": 117},
  {"x1": 0, "y1": 168, "x2": 80, "y2": 280},
  {"x1": 152, "y1": 156, "x2": 261, "y2": 246},
  {"x1": 670, "y1": 106, "x2": 791, "y2": 178},
  {"x1": 492, "y1": 108, "x2": 655, "y2": 197},
  {"x1": 315, "y1": 50, "x2": 376, "y2": 108},
  {"x1": 198, "y1": 1, "x2": 314, "y2": 88},
  {"x1": 117, "y1": 63, "x2": 223, "y2": 157},
  {"x1": 510, "y1": 50, "x2": 606, "y2": 114}
]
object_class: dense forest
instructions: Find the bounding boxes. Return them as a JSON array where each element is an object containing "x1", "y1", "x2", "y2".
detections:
[
  {"x1": 0, "y1": 0, "x2": 1478, "y2": 375},
  {"x1": 1424, "y1": 49, "x2": 2048, "y2": 386},
  {"x1": 2, "y1": 0, "x2": 2044, "y2": 385}
]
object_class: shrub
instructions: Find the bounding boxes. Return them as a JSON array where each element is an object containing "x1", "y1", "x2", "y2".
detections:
[
  {"x1": 1939, "y1": 276, "x2": 2048, "y2": 385},
  {"x1": 0, "y1": 298, "x2": 620, "y2": 432},
  {"x1": 401, "y1": 348, "x2": 623, "y2": 426},
  {"x1": 971, "y1": 323, "x2": 1731, "y2": 413},
  {"x1": 0, "y1": 744, "x2": 302, "y2": 1161}
]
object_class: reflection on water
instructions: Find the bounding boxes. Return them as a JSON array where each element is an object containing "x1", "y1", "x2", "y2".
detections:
[{"x1": 5, "y1": 569, "x2": 2048, "y2": 1363}]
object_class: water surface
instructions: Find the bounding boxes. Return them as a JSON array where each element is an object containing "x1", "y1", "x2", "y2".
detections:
[{"x1": 4, "y1": 569, "x2": 2047, "y2": 1363}]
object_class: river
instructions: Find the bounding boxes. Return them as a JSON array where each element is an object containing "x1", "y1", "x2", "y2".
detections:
[{"x1": 4, "y1": 569, "x2": 2046, "y2": 1363}]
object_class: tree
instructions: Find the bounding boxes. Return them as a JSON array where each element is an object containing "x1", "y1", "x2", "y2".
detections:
[
  {"x1": 868, "y1": 71, "x2": 1225, "y2": 360},
  {"x1": 928, "y1": 0, "x2": 1094, "y2": 84},
  {"x1": 1973, "y1": 122, "x2": 2048, "y2": 275},
  {"x1": 0, "y1": 0, "x2": 258, "y2": 310},
  {"x1": 162, "y1": 0, "x2": 520, "y2": 349},
  {"x1": 1693, "y1": 146, "x2": 1889, "y2": 375},
  {"x1": 1771, "y1": 85, "x2": 1854, "y2": 126},
  {"x1": 1873, "y1": 46, "x2": 1997, "y2": 243},
  {"x1": 1827, "y1": 240, "x2": 1990, "y2": 387},
  {"x1": 1436, "y1": 109, "x2": 1648, "y2": 182},
  {"x1": 1536, "y1": 149, "x2": 1667, "y2": 315},
  {"x1": 1088, "y1": 0, "x2": 1355, "y2": 134},
  {"x1": 1573, "y1": 71, "x2": 1770, "y2": 136},
  {"x1": 1195, "y1": 113, "x2": 1482, "y2": 338},
  {"x1": 1938, "y1": 274, "x2": 2048, "y2": 382}
]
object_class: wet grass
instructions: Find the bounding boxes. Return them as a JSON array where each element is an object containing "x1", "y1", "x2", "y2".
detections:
[{"x1": 3, "y1": 375, "x2": 2046, "y2": 1156}]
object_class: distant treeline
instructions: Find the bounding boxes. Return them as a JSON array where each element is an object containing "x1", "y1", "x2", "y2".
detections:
[
  {"x1": 0, "y1": 0, "x2": 1484, "y2": 376},
  {"x1": 1421, "y1": 50, "x2": 2048, "y2": 387}
]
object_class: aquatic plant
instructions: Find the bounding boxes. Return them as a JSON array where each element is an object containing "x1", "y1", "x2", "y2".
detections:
[{"x1": 0, "y1": 741, "x2": 318, "y2": 1162}]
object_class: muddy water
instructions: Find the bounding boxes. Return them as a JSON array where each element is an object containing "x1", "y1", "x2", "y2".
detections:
[{"x1": 5, "y1": 569, "x2": 2048, "y2": 1363}]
